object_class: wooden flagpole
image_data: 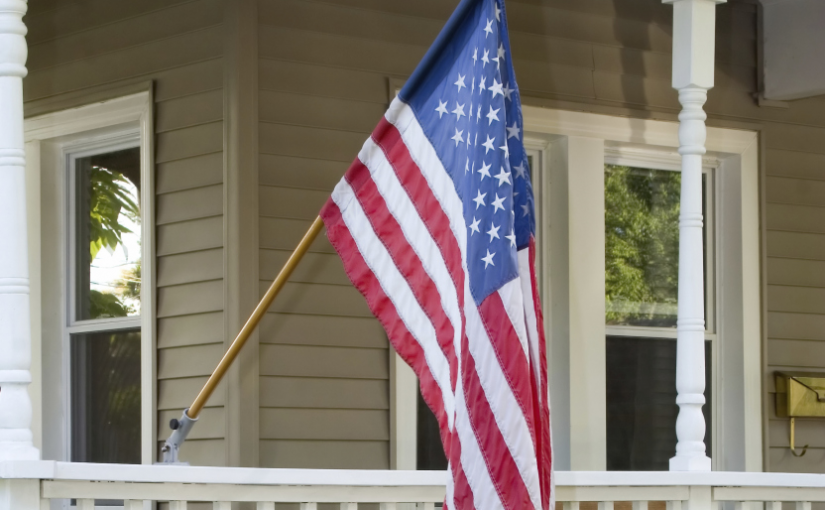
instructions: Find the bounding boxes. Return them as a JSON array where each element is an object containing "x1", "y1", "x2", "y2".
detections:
[{"x1": 161, "y1": 216, "x2": 324, "y2": 463}]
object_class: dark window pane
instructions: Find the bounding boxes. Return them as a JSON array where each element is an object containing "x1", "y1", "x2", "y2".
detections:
[
  {"x1": 74, "y1": 147, "x2": 142, "y2": 321},
  {"x1": 71, "y1": 329, "x2": 141, "y2": 464},
  {"x1": 606, "y1": 336, "x2": 711, "y2": 471},
  {"x1": 417, "y1": 388, "x2": 448, "y2": 470}
]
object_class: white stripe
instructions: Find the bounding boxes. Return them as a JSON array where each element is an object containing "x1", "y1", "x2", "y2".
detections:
[
  {"x1": 518, "y1": 247, "x2": 543, "y2": 388},
  {"x1": 332, "y1": 180, "x2": 456, "y2": 425},
  {"x1": 497, "y1": 277, "x2": 530, "y2": 361},
  {"x1": 465, "y1": 291, "x2": 542, "y2": 510},
  {"x1": 359, "y1": 139, "x2": 463, "y2": 426}
]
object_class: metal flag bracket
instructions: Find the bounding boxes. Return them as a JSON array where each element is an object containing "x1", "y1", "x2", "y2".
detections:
[{"x1": 158, "y1": 216, "x2": 324, "y2": 465}]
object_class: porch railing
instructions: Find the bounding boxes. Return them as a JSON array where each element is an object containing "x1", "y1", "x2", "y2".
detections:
[{"x1": 4, "y1": 461, "x2": 825, "y2": 510}]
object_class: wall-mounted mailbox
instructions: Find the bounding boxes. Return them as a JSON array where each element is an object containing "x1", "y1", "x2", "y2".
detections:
[{"x1": 775, "y1": 371, "x2": 825, "y2": 457}]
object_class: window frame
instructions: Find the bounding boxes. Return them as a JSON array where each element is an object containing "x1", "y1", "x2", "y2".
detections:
[
  {"x1": 523, "y1": 106, "x2": 761, "y2": 472},
  {"x1": 25, "y1": 92, "x2": 156, "y2": 466}
]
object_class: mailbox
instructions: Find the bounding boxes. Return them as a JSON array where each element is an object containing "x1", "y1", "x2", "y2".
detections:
[{"x1": 775, "y1": 371, "x2": 825, "y2": 457}]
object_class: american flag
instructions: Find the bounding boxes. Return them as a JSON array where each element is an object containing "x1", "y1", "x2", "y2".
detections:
[{"x1": 319, "y1": 0, "x2": 552, "y2": 508}]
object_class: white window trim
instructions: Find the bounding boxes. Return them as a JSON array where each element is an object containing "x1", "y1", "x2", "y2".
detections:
[
  {"x1": 524, "y1": 106, "x2": 760, "y2": 472},
  {"x1": 25, "y1": 92, "x2": 156, "y2": 465}
]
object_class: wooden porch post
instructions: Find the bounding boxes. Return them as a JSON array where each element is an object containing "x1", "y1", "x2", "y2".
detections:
[
  {"x1": 664, "y1": 0, "x2": 725, "y2": 472},
  {"x1": 0, "y1": 0, "x2": 38, "y2": 462}
]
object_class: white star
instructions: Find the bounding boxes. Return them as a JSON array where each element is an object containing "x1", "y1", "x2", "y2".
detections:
[
  {"x1": 465, "y1": 157, "x2": 470, "y2": 174},
  {"x1": 472, "y1": 48, "x2": 478, "y2": 65},
  {"x1": 467, "y1": 129, "x2": 471, "y2": 148},
  {"x1": 473, "y1": 190, "x2": 487, "y2": 209},
  {"x1": 435, "y1": 100, "x2": 449, "y2": 119},
  {"x1": 513, "y1": 162, "x2": 527, "y2": 179},
  {"x1": 486, "y1": 105, "x2": 500, "y2": 125},
  {"x1": 451, "y1": 128, "x2": 464, "y2": 147},
  {"x1": 471, "y1": 78, "x2": 475, "y2": 94},
  {"x1": 455, "y1": 73, "x2": 466, "y2": 92},
  {"x1": 481, "y1": 49, "x2": 490, "y2": 68},
  {"x1": 484, "y1": 18, "x2": 494, "y2": 38},
  {"x1": 482, "y1": 135, "x2": 496, "y2": 154},
  {"x1": 492, "y1": 54, "x2": 500, "y2": 68},
  {"x1": 499, "y1": 142, "x2": 509, "y2": 158},
  {"x1": 452, "y1": 102, "x2": 466, "y2": 120},
  {"x1": 489, "y1": 79, "x2": 504, "y2": 97},
  {"x1": 506, "y1": 121, "x2": 520, "y2": 139},
  {"x1": 497, "y1": 43, "x2": 506, "y2": 62},
  {"x1": 479, "y1": 75, "x2": 487, "y2": 93},
  {"x1": 487, "y1": 223, "x2": 501, "y2": 242},
  {"x1": 482, "y1": 249, "x2": 496, "y2": 268},
  {"x1": 506, "y1": 231, "x2": 517, "y2": 247},
  {"x1": 469, "y1": 217, "x2": 481, "y2": 235},
  {"x1": 474, "y1": 133, "x2": 478, "y2": 145},
  {"x1": 476, "y1": 104, "x2": 481, "y2": 121},
  {"x1": 494, "y1": 167, "x2": 511, "y2": 186},
  {"x1": 492, "y1": 193, "x2": 506, "y2": 213},
  {"x1": 521, "y1": 203, "x2": 530, "y2": 217},
  {"x1": 478, "y1": 161, "x2": 492, "y2": 180},
  {"x1": 503, "y1": 82, "x2": 514, "y2": 101},
  {"x1": 495, "y1": 2, "x2": 501, "y2": 21}
]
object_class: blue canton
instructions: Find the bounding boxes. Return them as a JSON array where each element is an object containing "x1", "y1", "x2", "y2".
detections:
[{"x1": 399, "y1": 0, "x2": 535, "y2": 305}]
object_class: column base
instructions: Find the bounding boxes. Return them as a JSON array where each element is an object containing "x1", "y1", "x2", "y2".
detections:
[
  {"x1": 0, "y1": 443, "x2": 39, "y2": 462},
  {"x1": 669, "y1": 454, "x2": 711, "y2": 471}
]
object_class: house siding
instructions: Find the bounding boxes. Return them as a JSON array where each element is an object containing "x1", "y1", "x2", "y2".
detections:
[{"x1": 24, "y1": 0, "x2": 228, "y2": 465}]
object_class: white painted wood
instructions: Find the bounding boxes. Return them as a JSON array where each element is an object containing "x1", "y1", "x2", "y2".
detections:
[
  {"x1": 299, "y1": 504, "x2": 317, "y2": 510},
  {"x1": 256, "y1": 502, "x2": 274, "y2": 510},
  {"x1": 24, "y1": 140, "x2": 41, "y2": 455},
  {"x1": 768, "y1": 502, "x2": 781, "y2": 510},
  {"x1": 77, "y1": 499, "x2": 94, "y2": 510},
  {"x1": 796, "y1": 502, "x2": 811, "y2": 510},
  {"x1": 633, "y1": 502, "x2": 649, "y2": 510},
  {"x1": 380, "y1": 503, "x2": 397, "y2": 510},
  {"x1": 762, "y1": 0, "x2": 825, "y2": 100},
  {"x1": 668, "y1": 501, "x2": 683, "y2": 510},
  {"x1": 567, "y1": 136, "x2": 607, "y2": 471},
  {"x1": 340, "y1": 504, "x2": 356, "y2": 510},
  {"x1": 170, "y1": 501, "x2": 187, "y2": 510},
  {"x1": 0, "y1": 479, "x2": 40, "y2": 510},
  {"x1": 599, "y1": 502, "x2": 614, "y2": 510},
  {"x1": 415, "y1": 504, "x2": 434, "y2": 510},
  {"x1": 564, "y1": 502, "x2": 580, "y2": 510},
  {"x1": 125, "y1": 500, "x2": 143, "y2": 510},
  {"x1": 390, "y1": 348, "x2": 417, "y2": 470},
  {"x1": 662, "y1": 0, "x2": 726, "y2": 473},
  {"x1": 0, "y1": 0, "x2": 38, "y2": 463},
  {"x1": 557, "y1": 486, "x2": 689, "y2": 501},
  {"x1": 213, "y1": 502, "x2": 231, "y2": 510}
]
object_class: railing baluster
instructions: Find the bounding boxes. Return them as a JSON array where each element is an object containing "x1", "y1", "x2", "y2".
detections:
[
  {"x1": 599, "y1": 501, "x2": 615, "y2": 510},
  {"x1": 564, "y1": 502, "x2": 581, "y2": 510},
  {"x1": 214, "y1": 503, "x2": 231, "y2": 510},
  {"x1": 769, "y1": 502, "x2": 781, "y2": 510},
  {"x1": 380, "y1": 504, "x2": 397, "y2": 510},
  {"x1": 796, "y1": 502, "x2": 812, "y2": 510},
  {"x1": 125, "y1": 500, "x2": 144, "y2": 510},
  {"x1": 633, "y1": 501, "x2": 649, "y2": 510},
  {"x1": 77, "y1": 499, "x2": 94, "y2": 510},
  {"x1": 170, "y1": 501, "x2": 188, "y2": 510},
  {"x1": 300, "y1": 504, "x2": 318, "y2": 510},
  {"x1": 415, "y1": 504, "x2": 435, "y2": 510},
  {"x1": 340, "y1": 503, "x2": 357, "y2": 510},
  {"x1": 257, "y1": 503, "x2": 275, "y2": 510},
  {"x1": 667, "y1": 500, "x2": 683, "y2": 510}
]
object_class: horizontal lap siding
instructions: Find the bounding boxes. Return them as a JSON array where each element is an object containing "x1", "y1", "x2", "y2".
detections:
[
  {"x1": 25, "y1": 0, "x2": 227, "y2": 466},
  {"x1": 258, "y1": 0, "x2": 395, "y2": 469}
]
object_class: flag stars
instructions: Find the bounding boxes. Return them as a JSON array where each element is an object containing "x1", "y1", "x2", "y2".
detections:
[
  {"x1": 478, "y1": 161, "x2": 492, "y2": 180},
  {"x1": 503, "y1": 83, "x2": 514, "y2": 101},
  {"x1": 484, "y1": 18, "x2": 494, "y2": 38},
  {"x1": 499, "y1": 142, "x2": 509, "y2": 158},
  {"x1": 494, "y1": 167, "x2": 511, "y2": 187},
  {"x1": 490, "y1": 79, "x2": 504, "y2": 98},
  {"x1": 482, "y1": 135, "x2": 496, "y2": 154},
  {"x1": 495, "y1": 2, "x2": 501, "y2": 22},
  {"x1": 469, "y1": 217, "x2": 481, "y2": 235},
  {"x1": 521, "y1": 203, "x2": 531, "y2": 217},
  {"x1": 497, "y1": 43, "x2": 506, "y2": 62},
  {"x1": 482, "y1": 250, "x2": 496, "y2": 268},
  {"x1": 487, "y1": 223, "x2": 501, "y2": 242},
  {"x1": 492, "y1": 193, "x2": 506, "y2": 213},
  {"x1": 506, "y1": 231, "x2": 516, "y2": 247},
  {"x1": 506, "y1": 122, "x2": 521, "y2": 139},
  {"x1": 486, "y1": 105, "x2": 500, "y2": 125},
  {"x1": 465, "y1": 157, "x2": 470, "y2": 174},
  {"x1": 513, "y1": 162, "x2": 527, "y2": 179},
  {"x1": 481, "y1": 50, "x2": 490, "y2": 68},
  {"x1": 452, "y1": 102, "x2": 466, "y2": 120},
  {"x1": 473, "y1": 190, "x2": 487, "y2": 209},
  {"x1": 479, "y1": 75, "x2": 487, "y2": 93},
  {"x1": 472, "y1": 47, "x2": 478, "y2": 65},
  {"x1": 451, "y1": 128, "x2": 464, "y2": 147},
  {"x1": 435, "y1": 100, "x2": 449, "y2": 119},
  {"x1": 476, "y1": 105, "x2": 482, "y2": 122},
  {"x1": 455, "y1": 73, "x2": 466, "y2": 92}
]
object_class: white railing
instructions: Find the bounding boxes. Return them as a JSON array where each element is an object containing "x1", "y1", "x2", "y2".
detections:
[{"x1": 4, "y1": 462, "x2": 825, "y2": 509}]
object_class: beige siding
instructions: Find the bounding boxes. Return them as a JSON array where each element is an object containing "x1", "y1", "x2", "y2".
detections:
[{"x1": 24, "y1": 0, "x2": 227, "y2": 465}]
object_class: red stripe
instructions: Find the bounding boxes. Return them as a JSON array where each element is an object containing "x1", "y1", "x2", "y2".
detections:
[
  {"x1": 461, "y1": 329, "x2": 536, "y2": 510},
  {"x1": 528, "y1": 239, "x2": 552, "y2": 509},
  {"x1": 320, "y1": 198, "x2": 450, "y2": 444},
  {"x1": 477, "y1": 292, "x2": 539, "y2": 452},
  {"x1": 373, "y1": 118, "x2": 465, "y2": 307},
  {"x1": 344, "y1": 160, "x2": 458, "y2": 393}
]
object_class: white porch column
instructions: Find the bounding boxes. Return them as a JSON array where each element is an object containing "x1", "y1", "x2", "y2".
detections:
[
  {"x1": 664, "y1": 0, "x2": 724, "y2": 472},
  {"x1": 0, "y1": 0, "x2": 38, "y2": 461}
]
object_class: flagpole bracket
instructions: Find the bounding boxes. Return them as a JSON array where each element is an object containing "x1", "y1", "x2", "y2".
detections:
[{"x1": 157, "y1": 409, "x2": 198, "y2": 465}]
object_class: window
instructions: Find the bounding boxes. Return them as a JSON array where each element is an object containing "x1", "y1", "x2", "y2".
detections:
[
  {"x1": 603, "y1": 159, "x2": 714, "y2": 471},
  {"x1": 68, "y1": 144, "x2": 143, "y2": 464},
  {"x1": 25, "y1": 92, "x2": 155, "y2": 465}
]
